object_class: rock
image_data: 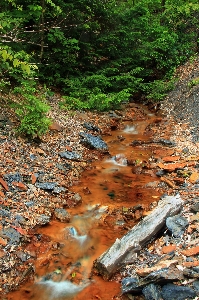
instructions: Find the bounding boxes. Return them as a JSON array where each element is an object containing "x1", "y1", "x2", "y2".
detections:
[
  {"x1": 142, "y1": 283, "x2": 163, "y2": 300},
  {"x1": 1, "y1": 227, "x2": 22, "y2": 245},
  {"x1": 156, "y1": 170, "x2": 167, "y2": 177},
  {"x1": 53, "y1": 186, "x2": 66, "y2": 194},
  {"x1": 49, "y1": 121, "x2": 62, "y2": 131},
  {"x1": 161, "y1": 283, "x2": 197, "y2": 300},
  {"x1": 0, "y1": 209, "x2": 11, "y2": 218},
  {"x1": 190, "y1": 202, "x2": 199, "y2": 213},
  {"x1": 121, "y1": 277, "x2": 139, "y2": 294},
  {"x1": 166, "y1": 214, "x2": 189, "y2": 237},
  {"x1": 136, "y1": 260, "x2": 178, "y2": 277},
  {"x1": 112, "y1": 154, "x2": 127, "y2": 166},
  {"x1": 36, "y1": 214, "x2": 50, "y2": 225},
  {"x1": 4, "y1": 173, "x2": 23, "y2": 191},
  {"x1": 79, "y1": 132, "x2": 108, "y2": 152},
  {"x1": 162, "y1": 245, "x2": 177, "y2": 254},
  {"x1": 35, "y1": 182, "x2": 57, "y2": 190},
  {"x1": 83, "y1": 122, "x2": 101, "y2": 132},
  {"x1": 59, "y1": 151, "x2": 82, "y2": 161},
  {"x1": 192, "y1": 280, "x2": 199, "y2": 294},
  {"x1": 72, "y1": 193, "x2": 82, "y2": 204},
  {"x1": 183, "y1": 267, "x2": 199, "y2": 278},
  {"x1": 122, "y1": 267, "x2": 184, "y2": 294},
  {"x1": 54, "y1": 208, "x2": 71, "y2": 222},
  {"x1": 14, "y1": 214, "x2": 26, "y2": 225},
  {"x1": 156, "y1": 139, "x2": 176, "y2": 147}
]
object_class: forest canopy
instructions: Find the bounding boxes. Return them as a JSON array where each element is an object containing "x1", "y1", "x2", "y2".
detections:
[{"x1": 0, "y1": 0, "x2": 199, "y2": 135}]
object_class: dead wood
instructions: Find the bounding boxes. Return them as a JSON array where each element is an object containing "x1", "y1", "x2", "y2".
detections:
[{"x1": 93, "y1": 194, "x2": 183, "y2": 279}]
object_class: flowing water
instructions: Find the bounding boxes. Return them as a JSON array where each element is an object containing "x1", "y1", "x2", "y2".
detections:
[{"x1": 7, "y1": 106, "x2": 164, "y2": 300}]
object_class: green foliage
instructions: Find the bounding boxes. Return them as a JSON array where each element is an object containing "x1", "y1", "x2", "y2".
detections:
[
  {"x1": 188, "y1": 77, "x2": 199, "y2": 89},
  {"x1": 142, "y1": 79, "x2": 176, "y2": 102},
  {"x1": 1, "y1": 0, "x2": 199, "y2": 123},
  {"x1": 13, "y1": 80, "x2": 51, "y2": 137}
]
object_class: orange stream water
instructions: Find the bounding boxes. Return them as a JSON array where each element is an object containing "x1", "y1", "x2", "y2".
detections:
[{"x1": 7, "y1": 109, "x2": 163, "y2": 300}]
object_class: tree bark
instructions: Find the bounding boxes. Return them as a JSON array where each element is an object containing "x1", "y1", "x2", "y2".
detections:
[{"x1": 93, "y1": 194, "x2": 183, "y2": 279}]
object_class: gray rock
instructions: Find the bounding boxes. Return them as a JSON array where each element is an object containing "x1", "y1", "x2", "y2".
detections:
[
  {"x1": 166, "y1": 214, "x2": 189, "y2": 237},
  {"x1": 161, "y1": 283, "x2": 196, "y2": 300},
  {"x1": 122, "y1": 267, "x2": 184, "y2": 294},
  {"x1": 35, "y1": 182, "x2": 57, "y2": 190},
  {"x1": 157, "y1": 139, "x2": 176, "y2": 147},
  {"x1": 0, "y1": 209, "x2": 11, "y2": 218},
  {"x1": 72, "y1": 193, "x2": 82, "y2": 204},
  {"x1": 142, "y1": 283, "x2": 163, "y2": 300},
  {"x1": 54, "y1": 208, "x2": 71, "y2": 222},
  {"x1": 59, "y1": 151, "x2": 82, "y2": 161},
  {"x1": 2, "y1": 227, "x2": 22, "y2": 245},
  {"x1": 14, "y1": 214, "x2": 26, "y2": 225},
  {"x1": 4, "y1": 172, "x2": 22, "y2": 185},
  {"x1": 190, "y1": 202, "x2": 199, "y2": 213},
  {"x1": 79, "y1": 132, "x2": 108, "y2": 151},
  {"x1": 83, "y1": 122, "x2": 101, "y2": 132},
  {"x1": 53, "y1": 186, "x2": 66, "y2": 194},
  {"x1": 183, "y1": 267, "x2": 199, "y2": 278},
  {"x1": 192, "y1": 280, "x2": 199, "y2": 294},
  {"x1": 36, "y1": 214, "x2": 50, "y2": 225},
  {"x1": 121, "y1": 277, "x2": 139, "y2": 294},
  {"x1": 25, "y1": 201, "x2": 35, "y2": 207}
]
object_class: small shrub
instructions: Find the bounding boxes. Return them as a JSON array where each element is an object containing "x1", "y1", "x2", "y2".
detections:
[{"x1": 13, "y1": 80, "x2": 52, "y2": 138}]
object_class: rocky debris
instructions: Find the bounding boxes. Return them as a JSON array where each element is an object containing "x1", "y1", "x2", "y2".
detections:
[
  {"x1": 166, "y1": 214, "x2": 189, "y2": 237},
  {"x1": 161, "y1": 283, "x2": 197, "y2": 300},
  {"x1": 36, "y1": 214, "x2": 51, "y2": 225},
  {"x1": 79, "y1": 131, "x2": 109, "y2": 152},
  {"x1": 83, "y1": 122, "x2": 101, "y2": 132},
  {"x1": 59, "y1": 150, "x2": 82, "y2": 161},
  {"x1": 35, "y1": 182, "x2": 57, "y2": 191},
  {"x1": 54, "y1": 208, "x2": 71, "y2": 222},
  {"x1": 122, "y1": 266, "x2": 184, "y2": 293},
  {"x1": 142, "y1": 283, "x2": 163, "y2": 300}
]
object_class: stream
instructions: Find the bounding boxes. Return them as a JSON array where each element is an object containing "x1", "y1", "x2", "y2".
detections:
[{"x1": 7, "y1": 105, "x2": 165, "y2": 300}]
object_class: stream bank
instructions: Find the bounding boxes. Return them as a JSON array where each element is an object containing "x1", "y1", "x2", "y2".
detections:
[{"x1": 1, "y1": 96, "x2": 199, "y2": 299}]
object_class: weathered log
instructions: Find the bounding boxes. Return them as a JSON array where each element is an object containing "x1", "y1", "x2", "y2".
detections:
[{"x1": 93, "y1": 194, "x2": 183, "y2": 279}]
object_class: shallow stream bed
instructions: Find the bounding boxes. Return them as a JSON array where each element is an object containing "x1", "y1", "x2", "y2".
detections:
[{"x1": 6, "y1": 106, "x2": 165, "y2": 300}]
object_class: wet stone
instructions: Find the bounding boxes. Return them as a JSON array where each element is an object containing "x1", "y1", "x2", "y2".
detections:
[
  {"x1": 142, "y1": 283, "x2": 163, "y2": 300},
  {"x1": 35, "y1": 182, "x2": 57, "y2": 190},
  {"x1": 83, "y1": 122, "x2": 101, "y2": 132},
  {"x1": 72, "y1": 193, "x2": 82, "y2": 204},
  {"x1": 36, "y1": 214, "x2": 50, "y2": 225},
  {"x1": 161, "y1": 283, "x2": 197, "y2": 300},
  {"x1": 59, "y1": 151, "x2": 82, "y2": 161},
  {"x1": 54, "y1": 208, "x2": 71, "y2": 222},
  {"x1": 79, "y1": 131, "x2": 108, "y2": 151},
  {"x1": 166, "y1": 214, "x2": 189, "y2": 237}
]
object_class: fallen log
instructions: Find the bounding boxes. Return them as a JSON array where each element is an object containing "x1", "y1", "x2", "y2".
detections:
[{"x1": 93, "y1": 194, "x2": 183, "y2": 279}]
